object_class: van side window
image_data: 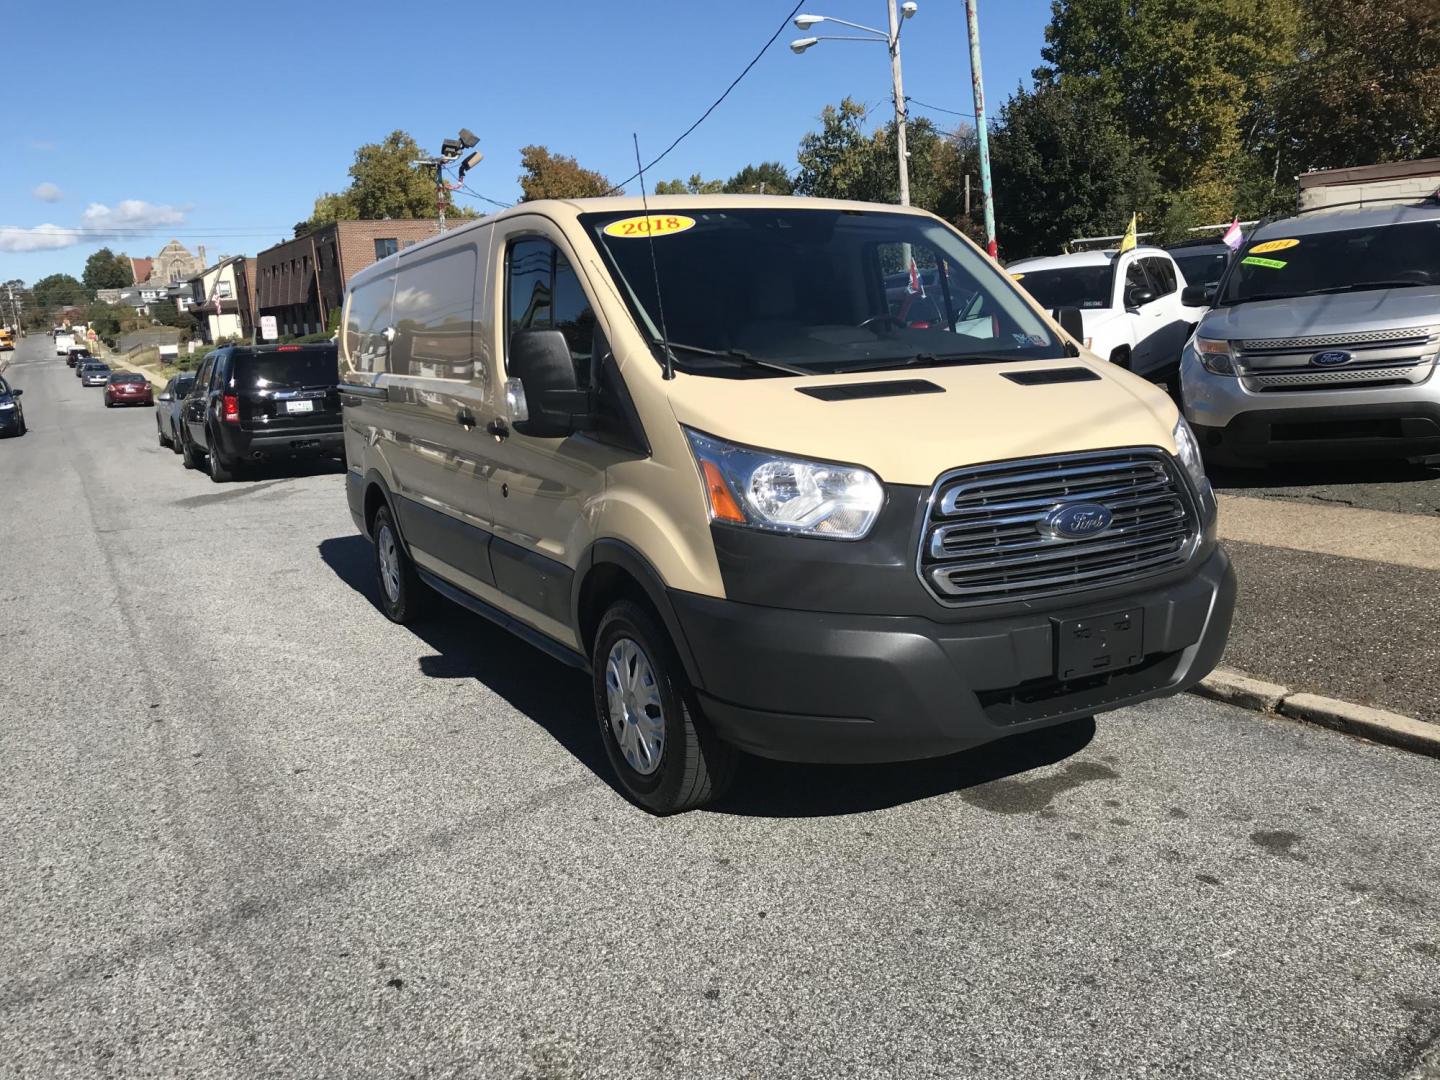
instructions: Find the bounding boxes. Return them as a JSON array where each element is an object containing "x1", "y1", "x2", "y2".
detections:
[
  {"x1": 506, "y1": 238, "x2": 596, "y2": 384},
  {"x1": 345, "y1": 275, "x2": 395, "y2": 374},
  {"x1": 392, "y1": 248, "x2": 477, "y2": 381}
]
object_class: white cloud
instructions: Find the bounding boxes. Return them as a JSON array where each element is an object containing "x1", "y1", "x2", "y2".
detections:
[
  {"x1": 0, "y1": 224, "x2": 76, "y2": 252},
  {"x1": 31, "y1": 182, "x2": 63, "y2": 202},
  {"x1": 0, "y1": 199, "x2": 188, "y2": 253}
]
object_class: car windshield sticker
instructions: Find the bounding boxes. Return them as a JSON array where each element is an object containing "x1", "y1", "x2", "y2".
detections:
[
  {"x1": 1250, "y1": 238, "x2": 1299, "y2": 254},
  {"x1": 1241, "y1": 256, "x2": 1288, "y2": 269},
  {"x1": 1011, "y1": 272, "x2": 1025, "y2": 280},
  {"x1": 602, "y1": 214, "x2": 697, "y2": 239}
]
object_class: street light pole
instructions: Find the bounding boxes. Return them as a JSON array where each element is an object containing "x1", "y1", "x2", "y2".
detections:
[
  {"x1": 886, "y1": 0, "x2": 910, "y2": 207},
  {"x1": 964, "y1": 0, "x2": 997, "y2": 258}
]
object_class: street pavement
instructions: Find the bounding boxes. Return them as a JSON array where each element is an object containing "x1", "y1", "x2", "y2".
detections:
[{"x1": 1, "y1": 333, "x2": 1438, "y2": 1079}]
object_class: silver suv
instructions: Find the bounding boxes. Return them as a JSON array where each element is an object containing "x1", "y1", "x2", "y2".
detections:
[{"x1": 1180, "y1": 201, "x2": 1440, "y2": 465}]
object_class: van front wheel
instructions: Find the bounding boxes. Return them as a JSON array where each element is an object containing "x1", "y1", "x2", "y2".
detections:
[{"x1": 593, "y1": 601, "x2": 736, "y2": 815}]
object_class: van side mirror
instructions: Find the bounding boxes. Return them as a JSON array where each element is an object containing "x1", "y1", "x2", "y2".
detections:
[
  {"x1": 1181, "y1": 284, "x2": 1214, "y2": 307},
  {"x1": 1053, "y1": 307, "x2": 1085, "y2": 341},
  {"x1": 508, "y1": 329, "x2": 589, "y2": 438}
]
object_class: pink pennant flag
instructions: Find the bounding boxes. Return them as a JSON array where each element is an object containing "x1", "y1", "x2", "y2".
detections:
[{"x1": 1222, "y1": 218, "x2": 1244, "y2": 252}]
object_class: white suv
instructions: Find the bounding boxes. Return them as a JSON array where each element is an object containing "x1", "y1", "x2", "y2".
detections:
[{"x1": 1009, "y1": 247, "x2": 1206, "y2": 376}]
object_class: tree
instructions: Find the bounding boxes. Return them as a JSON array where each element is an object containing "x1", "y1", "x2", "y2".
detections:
[
  {"x1": 149, "y1": 299, "x2": 186, "y2": 327},
  {"x1": 517, "y1": 146, "x2": 612, "y2": 201},
  {"x1": 31, "y1": 273, "x2": 88, "y2": 311},
  {"x1": 1036, "y1": 0, "x2": 1302, "y2": 221},
  {"x1": 1261, "y1": 0, "x2": 1440, "y2": 177},
  {"x1": 795, "y1": 98, "x2": 963, "y2": 215},
  {"x1": 82, "y1": 248, "x2": 132, "y2": 291},
  {"x1": 723, "y1": 162, "x2": 795, "y2": 195},
  {"x1": 296, "y1": 130, "x2": 473, "y2": 236},
  {"x1": 988, "y1": 81, "x2": 1158, "y2": 260},
  {"x1": 655, "y1": 173, "x2": 725, "y2": 195}
]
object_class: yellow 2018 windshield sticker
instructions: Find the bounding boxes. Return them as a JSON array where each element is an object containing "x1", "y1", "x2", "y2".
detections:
[
  {"x1": 1250, "y1": 238, "x2": 1299, "y2": 254},
  {"x1": 1011, "y1": 272, "x2": 1026, "y2": 281},
  {"x1": 1242, "y1": 256, "x2": 1287, "y2": 269},
  {"x1": 602, "y1": 214, "x2": 696, "y2": 239}
]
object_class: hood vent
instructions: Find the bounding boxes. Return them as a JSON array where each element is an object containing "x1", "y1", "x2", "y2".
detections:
[
  {"x1": 1002, "y1": 367, "x2": 1101, "y2": 386},
  {"x1": 797, "y1": 379, "x2": 944, "y2": 402}
]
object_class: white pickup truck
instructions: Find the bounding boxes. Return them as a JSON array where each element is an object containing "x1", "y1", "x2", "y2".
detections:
[
  {"x1": 1008, "y1": 246, "x2": 1206, "y2": 376},
  {"x1": 54, "y1": 331, "x2": 76, "y2": 356}
]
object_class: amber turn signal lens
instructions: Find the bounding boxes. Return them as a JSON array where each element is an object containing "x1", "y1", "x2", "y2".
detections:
[{"x1": 700, "y1": 460, "x2": 746, "y2": 523}]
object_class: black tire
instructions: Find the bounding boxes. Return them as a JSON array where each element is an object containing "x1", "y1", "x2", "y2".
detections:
[
  {"x1": 593, "y1": 600, "x2": 736, "y2": 815},
  {"x1": 157, "y1": 422, "x2": 171, "y2": 449},
  {"x1": 208, "y1": 448, "x2": 236, "y2": 483},
  {"x1": 16, "y1": 418, "x2": 25, "y2": 436},
  {"x1": 372, "y1": 506, "x2": 429, "y2": 624},
  {"x1": 180, "y1": 427, "x2": 203, "y2": 471}
]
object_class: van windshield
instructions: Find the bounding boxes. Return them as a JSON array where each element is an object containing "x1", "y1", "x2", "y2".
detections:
[
  {"x1": 582, "y1": 208, "x2": 1065, "y2": 376},
  {"x1": 1011, "y1": 265, "x2": 1114, "y2": 310},
  {"x1": 1219, "y1": 219, "x2": 1440, "y2": 306}
]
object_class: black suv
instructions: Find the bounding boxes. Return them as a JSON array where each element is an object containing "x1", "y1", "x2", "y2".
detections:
[
  {"x1": 179, "y1": 343, "x2": 341, "y2": 482},
  {"x1": 0, "y1": 375, "x2": 25, "y2": 437}
]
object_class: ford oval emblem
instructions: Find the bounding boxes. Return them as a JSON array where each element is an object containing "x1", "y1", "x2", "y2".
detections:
[
  {"x1": 1043, "y1": 502, "x2": 1114, "y2": 540},
  {"x1": 1311, "y1": 350, "x2": 1353, "y2": 367}
]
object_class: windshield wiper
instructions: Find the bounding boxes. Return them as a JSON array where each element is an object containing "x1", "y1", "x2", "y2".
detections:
[
  {"x1": 1218, "y1": 292, "x2": 1304, "y2": 307},
  {"x1": 840, "y1": 351, "x2": 1035, "y2": 373},
  {"x1": 1306, "y1": 280, "x2": 1432, "y2": 295},
  {"x1": 657, "y1": 340, "x2": 811, "y2": 377}
]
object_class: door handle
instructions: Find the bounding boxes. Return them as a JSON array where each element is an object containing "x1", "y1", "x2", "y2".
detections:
[
  {"x1": 486, "y1": 417, "x2": 509, "y2": 440},
  {"x1": 456, "y1": 407, "x2": 476, "y2": 431}
]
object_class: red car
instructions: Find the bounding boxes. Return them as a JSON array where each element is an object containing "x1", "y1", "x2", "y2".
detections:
[{"x1": 104, "y1": 371, "x2": 154, "y2": 407}]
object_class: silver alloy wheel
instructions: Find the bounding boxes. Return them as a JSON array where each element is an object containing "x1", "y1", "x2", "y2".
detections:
[
  {"x1": 605, "y1": 637, "x2": 665, "y2": 776},
  {"x1": 377, "y1": 524, "x2": 401, "y2": 604}
]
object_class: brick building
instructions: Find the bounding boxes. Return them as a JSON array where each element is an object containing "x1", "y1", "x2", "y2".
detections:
[{"x1": 256, "y1": 220, "x2": 440, "y2": 337}]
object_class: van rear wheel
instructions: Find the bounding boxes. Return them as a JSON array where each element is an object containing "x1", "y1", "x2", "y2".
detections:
[
  {"x1": 372, "y1": 506, "x2": 429, "y2": 624},
  {"x1": 593, "y1": 600, "x2": 736, "y2": 815}
]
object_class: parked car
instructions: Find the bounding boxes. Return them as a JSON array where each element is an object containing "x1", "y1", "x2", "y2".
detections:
[
  {"x1": 66, "y1": 347, "x2": 93, "y2": 368},
  {"x1": 0, "y1": 375, "x2": 25, "y2": 437},
  {"x1": 104, "y1": 371, "x2": 153, "y2": 407},
  {"x1": 1165, "y1": 239, "x2": 1233, "y2": 294},
  {"x1": 180, "y1": 343, "x2": 341, "y2": 482},
  {"x1": 1008, "y1": 246, "x2": 1206, "y2": 376},
  {"x1": 155, "y1": 373, "x2": 195, "y2": 451},
  {"x1": 80, "y1": 362, "x2": 112, "y2": 386},
  {"x1": 1181, "y1": 199, "x2": 1440, "y2": 465},
  {"x1": 339, "y1": 196, "x2": 1234, "y2": 814}
]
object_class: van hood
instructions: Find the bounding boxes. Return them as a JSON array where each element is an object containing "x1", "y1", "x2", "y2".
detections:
[
  {"x1": 1199, "y1": 287, "x2": 1440, "y2": 343},
  {"x1": 663, "y1": 358, "x2": 1179, "y2": 487}
]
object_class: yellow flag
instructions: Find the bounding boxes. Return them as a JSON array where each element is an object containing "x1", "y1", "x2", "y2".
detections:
[{"x1": 1118, "y1": 213, "x2": 1138, "y2": 253}]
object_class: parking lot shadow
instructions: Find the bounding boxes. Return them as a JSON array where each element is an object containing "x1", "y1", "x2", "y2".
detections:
[{"x1": 318, "y1": 534, "x2": 1096, "y2": 818}]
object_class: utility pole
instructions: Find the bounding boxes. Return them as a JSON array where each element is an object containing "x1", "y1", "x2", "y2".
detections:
[
  {"x1": 886, "y1": 0, "x2": 910, "y2": 207},
  {"x1": 965, "y1": 0, "x2": 998, "y2": 258}
]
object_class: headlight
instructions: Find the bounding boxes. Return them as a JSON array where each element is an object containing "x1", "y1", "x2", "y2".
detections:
[
  {"x1": 0, "y1": 402, "x2": 13, "y2": 410},
  {"x1": 1173, "y1": 417, "x2": 1209, "y2": 494},
  {"x1": 685, "y1": 429, "x2": 884, "y2": 540},
  {"x1": 1193, "y1": 337, "x2": 1237, "y2": 376}
]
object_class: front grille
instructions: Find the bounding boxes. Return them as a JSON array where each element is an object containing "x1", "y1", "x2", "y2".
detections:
[
  {"x1": 1244, "y1": 362, "x2": 1427, "y2": 391},
  {"x1": 1240, "y1": 326, "x2": 1436, "y2": 352},
  {"x1": 918, "y1": 449, "x2": 1198, "y2": 605}
]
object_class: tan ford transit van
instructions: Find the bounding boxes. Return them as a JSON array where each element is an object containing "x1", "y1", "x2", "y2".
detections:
[{"x1": 339, "y1": 196, "x2": 1235, "y2": 813}]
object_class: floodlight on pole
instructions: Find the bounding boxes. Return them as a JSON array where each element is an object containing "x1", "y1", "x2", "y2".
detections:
[
  {"x1": 790, "y1": 36, "x2": 819, "y2": 53},
  {"x1": 794, "y1": 13, "x2": 825, "y2": 28}
]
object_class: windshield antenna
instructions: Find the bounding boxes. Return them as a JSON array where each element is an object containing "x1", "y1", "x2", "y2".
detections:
[{"x1": 633, "y1": 133, "x2": 675, "y2": 380}]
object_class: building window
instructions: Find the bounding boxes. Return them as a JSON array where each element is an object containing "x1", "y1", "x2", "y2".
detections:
[{"x1": 375, "y1": 238, "x2": 399, "y2": 259}]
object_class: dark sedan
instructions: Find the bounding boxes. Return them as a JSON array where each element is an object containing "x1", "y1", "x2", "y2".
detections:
[
  {"x1": 0, "y1": 375, "x2": 25, "y2": 437},
  {"x1": 104, "y1": 371, "x2": 153, "y2": 407},
  {"x1": 155, "y1": 372, "x2": 195, "y2": 451}
]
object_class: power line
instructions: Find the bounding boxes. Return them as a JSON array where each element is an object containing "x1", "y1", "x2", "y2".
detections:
[
  {"x1": 453, "y1": 183, "x2": 513, "y2": 210},
  {"x1": 604, "y1": 1, "x2": 805, "y2": 196},
  {"x1": 906, "y1": 95, "x2": 1000, "y2": 122}
]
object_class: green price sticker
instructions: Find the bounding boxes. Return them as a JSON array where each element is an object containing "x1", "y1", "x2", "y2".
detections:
[{"x1": 1242, "y1": 256, "x2": 1288, "y2": 269}]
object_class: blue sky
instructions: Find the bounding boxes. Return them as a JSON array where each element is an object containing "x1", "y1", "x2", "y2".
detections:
[{"x1": 1, "y1": 0, "x2": 1053, "y2": 283}]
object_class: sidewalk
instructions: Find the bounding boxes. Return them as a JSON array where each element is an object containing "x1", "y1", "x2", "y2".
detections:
[{"x1": 1216, "y1": 494, "x2": 1440, "y2": 724}]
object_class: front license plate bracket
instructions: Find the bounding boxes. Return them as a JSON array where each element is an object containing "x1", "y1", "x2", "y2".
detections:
[{"x1": 1054, "y1": 608, "x2": 1144, "y2": 681}]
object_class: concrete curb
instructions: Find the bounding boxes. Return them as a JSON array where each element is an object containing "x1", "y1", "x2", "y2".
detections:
[{"x1": 1192, "y1": 669, "x2": 1440, "y2": 759}]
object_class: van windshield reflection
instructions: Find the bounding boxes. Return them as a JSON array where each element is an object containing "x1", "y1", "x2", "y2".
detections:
[{"x1": 582, "y1": 208, "x2": 1065, "y2": 377}]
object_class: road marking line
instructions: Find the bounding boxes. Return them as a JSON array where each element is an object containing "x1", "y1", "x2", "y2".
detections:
[{"x1": 1217, "y1": 493, "x2": 1440, "y2": 570}]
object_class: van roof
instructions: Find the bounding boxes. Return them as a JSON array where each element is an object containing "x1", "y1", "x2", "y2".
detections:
[{"x1": 350, "y1": 194, "x2": 940, "y2": 288}]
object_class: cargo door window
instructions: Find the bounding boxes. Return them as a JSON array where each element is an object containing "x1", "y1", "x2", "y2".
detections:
[
  {"x1": 505, "y1": 238, "x2": 596, "y2": 387},
  {"x1": 391, "y1": 247, "x2": 477, "y2": 381},
  {"x1": 344, "y1": 275, "x2": 395, "y2": 374}
]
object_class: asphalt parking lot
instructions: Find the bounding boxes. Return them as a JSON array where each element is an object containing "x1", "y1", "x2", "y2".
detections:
[{"x1": 1, "y1": 335, "x2": 1438, "y2": 1079}]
